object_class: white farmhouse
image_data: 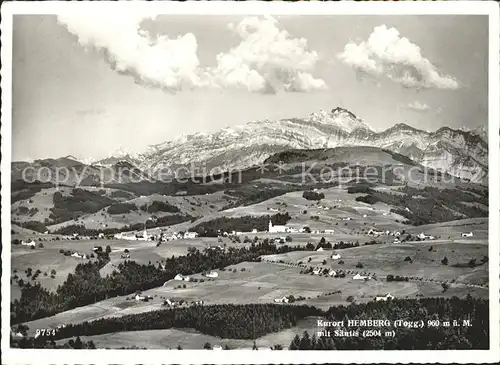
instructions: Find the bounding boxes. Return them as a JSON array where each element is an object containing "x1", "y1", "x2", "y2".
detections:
[
  {"x1": 331, "y1": 254, "x2": 341, "y2": 260},
  {"x1": 164, "y1": 298, "x2": 177, "y2": 307},
  {"x1": 205, "y1": 271, "x2": 219, "y2": 278},
  {"x1": 417, "y1": 233, "x2": 435, "y2": 240},
  {"x1": 316, "y1": 247, "x2": 324, "y2": 252},
  {"x1": 174, "y1": 274, "x2": 185, "y2": 281},
  {"x1": 325, "y1": 229, "x2": 335, "y2": 234},
  {"x1": 313, "y1": 268, "x2": 322, "y2": 275},
  {"x1": 71, "y1": 252, "x2": 87, "y2": 259},
  {"x1": 368, "y1": 229, "x2": 384, "y2": 236},
  {"x1": 135, "y1": 293, "x2": 148, "y2": 301},
  {"x1": 328, "y1": 269, "x2": 336, "y2": 277},
  {"x1": 21, "y1": 240, "x2": 36, "y2": 247},
  {"x1": 461, "y1": 232, "x2": 474, "y2": 238},
  {"x1": 375, "y1": 293, "x2": 394, "y2": 302},
  {"x1": 274, "y1": 296, "x2": 290, "y2": 304}
]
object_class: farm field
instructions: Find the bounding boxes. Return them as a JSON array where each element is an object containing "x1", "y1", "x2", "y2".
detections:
[
  {"x1": 183, "y1": 187, "x2": 408, "y2": 235},
  {"x1": 265, "y1": 240, "x2": 488, "y2": 285}
]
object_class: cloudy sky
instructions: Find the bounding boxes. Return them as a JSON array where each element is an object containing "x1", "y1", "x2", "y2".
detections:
[{"x1": 12, "y1": 14, "x2": 488, "y2": 161}]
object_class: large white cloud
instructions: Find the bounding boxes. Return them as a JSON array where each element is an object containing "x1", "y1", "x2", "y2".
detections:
[
  {"x1": 338, "y1": 25, "x2": 460, "y2": 90},
  {"x1": 210, "y1": 16, "x2": 327, "y2": 93},
  {"x1": 57, "y1": 14, "x2": 326, "y2": 94},
  {"x1": 58, "y1": 14, "x2": 205, "y2": 91}
]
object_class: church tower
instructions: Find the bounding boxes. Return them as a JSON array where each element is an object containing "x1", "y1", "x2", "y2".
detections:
[{"x1": 268, "y1": 219, "x2": 273, "y2": 232}]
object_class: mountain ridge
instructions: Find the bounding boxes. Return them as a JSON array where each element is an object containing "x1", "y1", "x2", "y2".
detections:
[{"x1": 12, "y1": 107, "x2": 488, "y2": 183}]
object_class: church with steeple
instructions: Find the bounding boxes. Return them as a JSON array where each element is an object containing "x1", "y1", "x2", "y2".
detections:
[{"x1": 268, "y1": 219, "x2": 287, "y2": 233}]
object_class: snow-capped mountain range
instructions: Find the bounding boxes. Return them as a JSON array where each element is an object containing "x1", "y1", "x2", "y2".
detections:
[{"x1": 93, "y1": 107, "x2": 488, "y2": 182}]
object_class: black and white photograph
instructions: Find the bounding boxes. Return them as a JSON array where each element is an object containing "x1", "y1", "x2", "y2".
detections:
[{"x1": 1, "y1": 1, "x2": 499, "y2": 364}]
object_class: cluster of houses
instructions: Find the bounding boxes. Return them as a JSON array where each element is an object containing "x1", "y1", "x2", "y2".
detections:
[
  {"x1": 368, "y1": 229, "x2": 402, "y2": 237},
  {"x1": 312, "y1": 267, "x2": 338, "y2": 277},
  {"x1": 162, "y1": 298, "x2": 204, "y2": 307},
  {"x1": 366, "y1": 228, "x2": 475, "y2": 242},
  {"x1": 114, "y1": 230, "x2": 155, "y2": 241},
  {"x1": 164, "y1": 231, "x2": 199, "y2": 241},
  {"x1": 306, "y1": 263, "x2": 373, "y2": 281},
  {"x1": 113, "y1": 229, "x2": 200, "y2": 242},
  {"x1": 273, "y1": 292, "x2": 393, "y2": 305}
]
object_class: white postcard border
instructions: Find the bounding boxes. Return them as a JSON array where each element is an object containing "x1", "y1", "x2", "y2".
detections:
[{"x1": 1, "y1": 1, "x2": 499, "y2": 364}]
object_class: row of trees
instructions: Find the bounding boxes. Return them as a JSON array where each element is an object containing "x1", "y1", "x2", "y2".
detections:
[
  {"x1": 107, "y1": 203, "x2": 137, "y2": 215},
  {"x1": 189, "y1": 213, "x2": 291, "y2": 237},
  {"x1": 302, "y1": 191, "x2": 325, "y2": 201},
  {"x1": 46, "y1": 304, "x2": 322, "y2": 341},
  {"x1": 12, "y1": 336, "x2": 96, "y2": 349}
]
